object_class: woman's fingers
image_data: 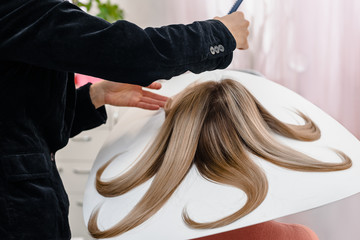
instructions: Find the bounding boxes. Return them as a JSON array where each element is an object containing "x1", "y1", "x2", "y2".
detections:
[
  {"x1": 140, "y1": 96, "x2": 167, "y2": 108},
  {"x1": 143, "y1": 82, "x2": 169, "y2": 109},
  {"x1": 142, "y1": 90, "x2": 169, "y2": 102},
  {"x1": 146, "y1": 82, "x2": 162, "y2": 90},
  {"x1": 136, "y1": 102, "x2": 161, "y2": 110}
]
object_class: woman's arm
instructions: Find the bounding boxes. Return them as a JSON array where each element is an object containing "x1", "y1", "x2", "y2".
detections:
[{"x1": 0, "y1": 0, "x2": 240, "y2": 86}]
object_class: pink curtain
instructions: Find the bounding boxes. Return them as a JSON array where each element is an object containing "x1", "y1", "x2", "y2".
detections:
[{"x1": 233, "y1": 0, "x2": 360, "y2": 139}]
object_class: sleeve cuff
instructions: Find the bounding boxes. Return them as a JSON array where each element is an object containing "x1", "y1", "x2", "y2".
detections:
[
  {"x1": 204, "y1": 19, "x2": 237, "y2": 59},
  {"x1": 70, "y1": 83, "x2": 107, "y2": 137}
]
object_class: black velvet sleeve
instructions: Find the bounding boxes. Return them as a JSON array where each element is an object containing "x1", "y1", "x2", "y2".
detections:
[
  {"x1": 70, "y1": 83, "x2": 107, "y2": 137},
  {"x1": 0, "y1": 0, "x2": 236, "y2": 86}
]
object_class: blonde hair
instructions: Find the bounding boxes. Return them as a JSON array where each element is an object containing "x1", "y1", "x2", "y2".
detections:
[{"x1": 88, "y1": 79, "x2": 351, "y2": 238}]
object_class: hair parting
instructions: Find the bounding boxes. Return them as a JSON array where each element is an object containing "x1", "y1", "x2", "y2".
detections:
[{"x1": 88, "y1": 79, "x2": 351, "y2": 238}]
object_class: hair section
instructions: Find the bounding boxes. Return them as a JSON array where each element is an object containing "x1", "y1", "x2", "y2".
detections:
[{"x1": 88, "y1": 79, "x2": 351, "y2": 238}]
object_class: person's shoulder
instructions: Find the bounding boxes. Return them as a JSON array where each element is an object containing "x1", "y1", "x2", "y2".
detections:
[
  {"x1": 288, "y1": 223, "x2": 319, "y2": 240},
  {"x1": 268, "y1": 221, "x2": 319, "y2": 240},
  {"x1": 191, "y1": 221, "x2": 319, "y2": 240},
  {"x1": 0, "y1": 0, "x2": 64, "y2": 15}
]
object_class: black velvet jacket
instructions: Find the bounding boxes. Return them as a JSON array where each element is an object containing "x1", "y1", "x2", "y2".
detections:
[
  {"x1": 0, "y1": 0, "x2": 236, "y2": 156},
  {"x1": 0, "y1": 0, "x2": 235, "y2": 238}
]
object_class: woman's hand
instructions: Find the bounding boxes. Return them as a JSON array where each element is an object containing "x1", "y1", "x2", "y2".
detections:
[
  {"x1": 215, "y1": 12, "x2": 250, "y2": 50},
  {"x1": 90, "y1": 80, "x2": 168, "y2": 110}
]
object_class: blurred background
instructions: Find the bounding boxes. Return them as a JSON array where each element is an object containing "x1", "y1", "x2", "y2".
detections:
[{"x1": 69, "y1": 0, "x2": 360, "y2": 239}]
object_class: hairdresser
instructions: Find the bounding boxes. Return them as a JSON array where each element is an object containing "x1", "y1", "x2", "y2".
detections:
[{"x1": 0, "y1": 0, "x2": 249, "y2": 239}]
